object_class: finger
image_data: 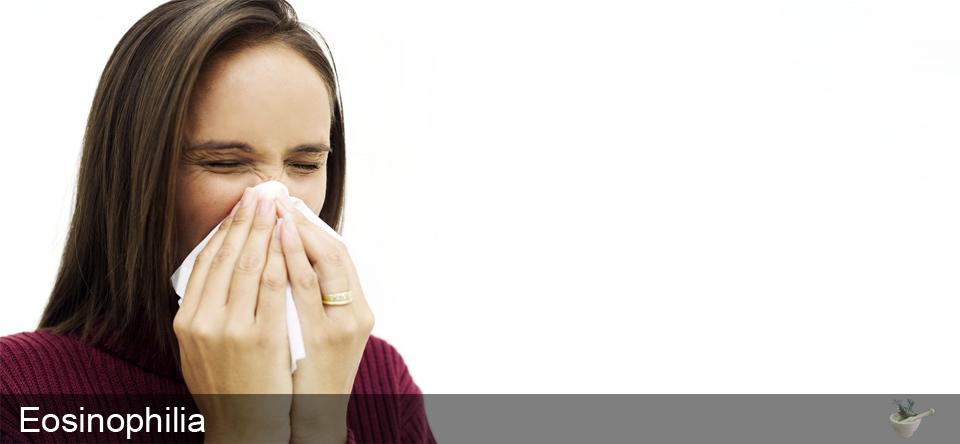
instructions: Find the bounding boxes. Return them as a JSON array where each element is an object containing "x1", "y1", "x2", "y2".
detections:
[
  {"x1": 256, "y1": 217, "x2": 288, "y2": 328},
  {"x1": 226, "y1": 195, "x2": 277, "y2": 322},
  {"x1": 341, "y1": 246, "x2": 374, "y2": 322},
  {"x1": 278, "y1": 197, "x2": 363, "y2": 319},
  {"x1": 176, "y1": 198, "x2": 240, "y2": 324},
  {"x1": 302, "y1": 233, "x2": 352, "y2": 319},
  {"x1": 276, "y1": 196, "x2": 343, "y2": 247},
  {"x1": 279, "y1": 214, "x2": 326, "y2": 320},
  {"x1": 197, "y1": 187, "x2": 258, "y2": 315}
]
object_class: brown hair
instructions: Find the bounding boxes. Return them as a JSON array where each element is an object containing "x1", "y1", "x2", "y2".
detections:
[{"x1": 38, "y1": 0, "x2": 345, "y2": 373}]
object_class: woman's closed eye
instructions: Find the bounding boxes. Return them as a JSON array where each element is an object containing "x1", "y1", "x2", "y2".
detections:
[
  {"x1": 204, "y1": 161, "x2": 246, "y2": 169},
  {"x1": 201, "y1": 160, "x2": 324, "y2": 173},
  {"x1": 290, "y1": 162, "x2": 322, "y2": 171}
]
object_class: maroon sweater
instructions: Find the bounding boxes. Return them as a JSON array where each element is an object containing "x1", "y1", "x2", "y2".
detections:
[{"x1": 0, "y1": 330, "x2": 435, "y2": 443}]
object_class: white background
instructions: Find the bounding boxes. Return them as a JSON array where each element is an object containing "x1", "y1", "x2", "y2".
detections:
[{"x1": 1, "y1": 0, "x2": 958, "y2": 394}]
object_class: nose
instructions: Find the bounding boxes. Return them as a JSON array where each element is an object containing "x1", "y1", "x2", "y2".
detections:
[
  {"x1": 246, "y1": 164, "x2": 294, "y2": 199},
  {"x1": 250, "y1": 180, "x2": 290, "y2": 201},
  {"x1": 248, "y1": 175, "x2": 290, "y2": 196},
  {"x1": 251, "y1": 167, "x2": 286, "y2": 185}
]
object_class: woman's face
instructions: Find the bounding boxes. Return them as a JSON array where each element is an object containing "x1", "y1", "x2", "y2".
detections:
[{"x1": 175, "y1": 42, "x2": 333, "y2": 264}]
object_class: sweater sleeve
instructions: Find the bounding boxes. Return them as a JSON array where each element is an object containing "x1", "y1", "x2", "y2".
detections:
[
  {"x1": 343, "y1": 334, "x2": 437, "y2": 443},
  {"x1": 392, "y1": 347, "x2": 437, "y2": 443}
]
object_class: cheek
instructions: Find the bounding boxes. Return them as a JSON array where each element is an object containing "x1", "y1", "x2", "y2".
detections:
[
  {"x1": 288, "y1": 174, "x2": 327, "y2": 215},
  {"x1": 175, "y1": 176, "x2": 244, "y2": 258}
]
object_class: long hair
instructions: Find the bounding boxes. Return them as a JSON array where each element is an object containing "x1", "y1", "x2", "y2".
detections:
[{"x1": 38, "y1": 0, "x2": 346, "y2": 374}]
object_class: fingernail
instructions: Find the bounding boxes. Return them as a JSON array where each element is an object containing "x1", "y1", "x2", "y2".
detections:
[
  {"x1": 240, "y1": 187, "x2": 256, "y2": 208},
  {"x1": 283, "y1": 214, "x2": 298, "y2": 237},
  {"x1": 274, "y1": 218, "x2": 284, "y2": 240},
  {"x1": 229, "y1": 199, "x2": 241, "y2": 218},
  {"x1": 277, "y1": 195, "x2": 294, "y2": 214},
  {"x1": 258, "y1": 196, "x2": 276, "y2": 216}
]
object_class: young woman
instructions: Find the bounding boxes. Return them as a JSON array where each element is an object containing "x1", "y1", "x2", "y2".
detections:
[{"x1": 0, "y1": 0, "x2": 434, "y2": 442}]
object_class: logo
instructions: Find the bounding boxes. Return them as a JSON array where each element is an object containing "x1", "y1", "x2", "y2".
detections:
[{"x1": 889, "y1": 398, "x2": 935, "y2": 438}]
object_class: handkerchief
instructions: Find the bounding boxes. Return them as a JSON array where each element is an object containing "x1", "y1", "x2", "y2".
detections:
[{"x1": 170, "y1": 180, "x2": 343, "y2": 372}]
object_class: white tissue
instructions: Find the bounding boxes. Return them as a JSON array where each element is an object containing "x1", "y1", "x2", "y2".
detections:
[{"x1": 170, "y1": 180, "x2": 343, "y2": 373}]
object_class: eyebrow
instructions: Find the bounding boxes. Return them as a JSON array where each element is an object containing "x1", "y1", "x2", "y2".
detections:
[{"x1": 187, "y1": 140, "x2": 332, "y2": 154}]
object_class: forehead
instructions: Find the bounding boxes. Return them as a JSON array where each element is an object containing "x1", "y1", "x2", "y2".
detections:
[{"x1": 186, "y1": 42, "x2": 333, "y2": 150}]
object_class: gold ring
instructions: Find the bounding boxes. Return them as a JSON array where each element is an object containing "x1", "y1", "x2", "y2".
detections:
[{"x1": 322, "y1": 290, "x2": 353, "y2": 305}]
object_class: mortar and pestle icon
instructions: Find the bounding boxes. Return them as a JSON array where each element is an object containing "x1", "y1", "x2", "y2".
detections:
[{"x1": 889, "y1": 398, "x2": 935, "y2": 438}]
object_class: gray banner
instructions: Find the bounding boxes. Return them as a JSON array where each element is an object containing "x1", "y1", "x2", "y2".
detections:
[{"x1": 424, "y1": 394, "x2": 957, "y2": 443}]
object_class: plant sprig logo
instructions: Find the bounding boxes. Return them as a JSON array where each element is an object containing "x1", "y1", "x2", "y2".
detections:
[{"x1": 889, "y1": 398, "x2": 935, "y2": 438}]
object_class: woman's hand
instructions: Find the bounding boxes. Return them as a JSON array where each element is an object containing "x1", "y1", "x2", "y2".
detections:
[
  {"x1": 173, "y1": 188, "x2": 293, "y2": 443},
  {"x1": 276, "y1": 196, "x2": 375, "y2": 444}
]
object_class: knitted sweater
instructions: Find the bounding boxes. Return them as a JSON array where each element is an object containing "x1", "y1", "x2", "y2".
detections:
[{"x1": 0, "y1": 330, "x2": 435, "y2": 443}]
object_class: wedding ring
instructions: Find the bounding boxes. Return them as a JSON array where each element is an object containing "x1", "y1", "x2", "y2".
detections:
[{"x1": 322, "y1": 290, "x2": 353, "y2": 305}]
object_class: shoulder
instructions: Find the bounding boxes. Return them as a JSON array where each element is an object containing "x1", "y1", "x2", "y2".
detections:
[
  {"x1": 349, "y1": 334, "x2": 433, "y2": 439},
  {"x1": 1, "y1": 330, "x2": 105, "y2": 395},
  {"x1": 363, "y1": 334, "x2": 403, "y2": 361},
  {"x1": 1, "y1": 331, "x2": 70, "y2": 394},
  {"x1": 354, "y1": 334, "x2": 424, "y2": 395},
  {"x1": 1, "y1": 329, "x2": 89, "y2": 354},
  {"x1": 0, "y1": 330, "x2": 184, "y2": 395},
  {"x1": 0, "y1": 329, "x2": 90, "y2": 372}
]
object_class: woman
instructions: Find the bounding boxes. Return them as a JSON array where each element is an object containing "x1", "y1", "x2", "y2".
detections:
[{"x1": 0, "y1": 0, "x2": 434, "y2": 442}]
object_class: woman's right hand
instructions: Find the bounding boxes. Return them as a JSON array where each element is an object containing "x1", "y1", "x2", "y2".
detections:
[{"x1": 173, "y1": 187, "x2": 292, "y2": 443}]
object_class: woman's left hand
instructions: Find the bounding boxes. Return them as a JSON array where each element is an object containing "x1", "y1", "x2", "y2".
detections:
[{"x1": 276, "y1": 196, "x2": 375, "y2": 444}]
